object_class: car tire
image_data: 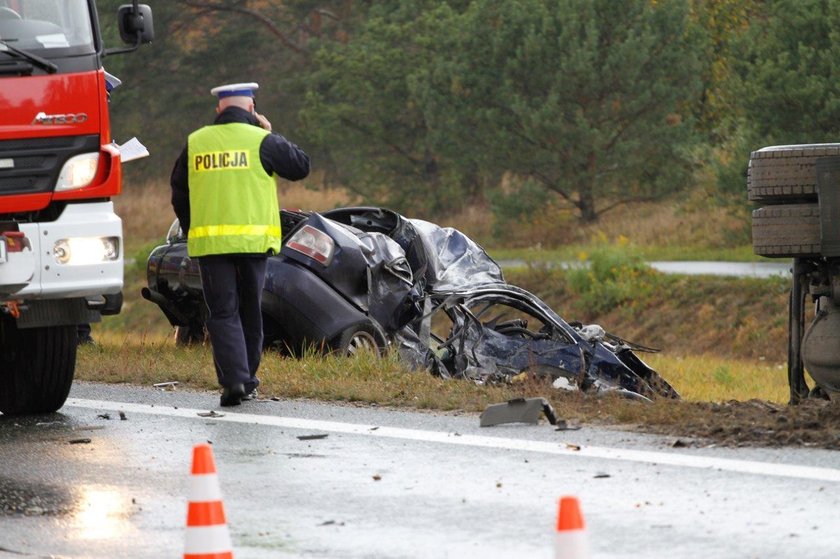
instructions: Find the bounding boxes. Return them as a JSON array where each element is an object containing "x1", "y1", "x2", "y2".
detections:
[
  {"x1": 747, "y1": 144, "x2": 840, "y2": 203},
  {"x1": 332, "y1": 320, "x2": 388, "y2": 357},
  {"x1": 0, "y1": 323, "x2": 76, "y2": 415},
  {"x1": 174, "y1": 322, "x2": 207, "y2": 346},
  {"x1": 752, "y1": 203, "x2": 821, "y2": 257}
]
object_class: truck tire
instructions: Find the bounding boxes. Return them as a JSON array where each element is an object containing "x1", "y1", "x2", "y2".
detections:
[
  {"x1": 752, "y1": 204, "x2": 820, "y2": 257},
  {"x1": 332, "y1": 320, "x2": 388, "y2": 357},
  {"x1": 747, "y1": 144, "x2": 840, "y2": 202},
  {"x1": 0, "y1": 323, "x2": 77, "y2": 415}
]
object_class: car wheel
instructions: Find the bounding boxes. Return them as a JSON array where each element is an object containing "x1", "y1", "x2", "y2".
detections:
[
  {"x1": 332, "y1": 321, "x2": 387, "y2": 357},
  {"x1": 174, "y1": 322, "x2": 206, "y2": 346},
  {"x1": 752, "y1": 203, "x2": 821, "y2": 258},
  {"x1": 747, "y1": 144, "x2": 840, "y2": 203}
]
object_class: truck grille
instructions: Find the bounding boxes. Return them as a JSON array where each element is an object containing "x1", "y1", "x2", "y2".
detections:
[{"x1": 0, "y1": 135, "x2": 100, "y2": 196}]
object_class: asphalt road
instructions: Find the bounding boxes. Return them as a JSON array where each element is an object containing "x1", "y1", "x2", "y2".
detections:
[{"x1": 1, "y1": 381, "x2": 838, "y2": 559}]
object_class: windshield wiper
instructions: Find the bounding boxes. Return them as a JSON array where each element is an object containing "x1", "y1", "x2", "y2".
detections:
[{"x1": 0, "y1": 39, "x2": 57, "y2": 74}]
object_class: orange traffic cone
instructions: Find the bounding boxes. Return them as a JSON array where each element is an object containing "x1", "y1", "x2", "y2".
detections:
[
  {"x1": 554, "y1": 496, "x2": 590, "y2": 559},
  {"x1": 184, "y1": 443, "x2": 234, "y2": 559}
]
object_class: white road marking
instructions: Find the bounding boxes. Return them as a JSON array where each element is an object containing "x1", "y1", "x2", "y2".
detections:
[{"x1": 66, "y1": 398, "x2": 840, "y2": 483}]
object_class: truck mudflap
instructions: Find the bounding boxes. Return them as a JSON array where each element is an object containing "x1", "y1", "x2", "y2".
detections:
[{"x1": 0, "y1": 231, "x2": 35, "y2": 297}]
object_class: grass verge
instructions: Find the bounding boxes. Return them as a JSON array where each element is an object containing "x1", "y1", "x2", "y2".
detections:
[{"x1": 77, "y1": 335, "x2": 792, "y2": 420}]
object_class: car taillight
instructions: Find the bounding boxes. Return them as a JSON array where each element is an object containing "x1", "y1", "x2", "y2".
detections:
[{"x1": 286, "y1": 225, "x2": 335, "y2": 265}]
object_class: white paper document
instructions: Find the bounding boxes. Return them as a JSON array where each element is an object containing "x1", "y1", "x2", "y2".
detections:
[{"x1": 114, "y1": 137, "x2": 149, "y2": 162}]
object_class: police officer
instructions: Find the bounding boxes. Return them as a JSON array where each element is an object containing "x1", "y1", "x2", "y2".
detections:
[{"x1": 170, "y1": 82, "x2": 310, "y2": 406}]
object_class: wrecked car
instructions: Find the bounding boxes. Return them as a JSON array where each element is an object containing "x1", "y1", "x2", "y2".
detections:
[{"x1": 143, "y1": 207, "x2": 678, "y2": 401}]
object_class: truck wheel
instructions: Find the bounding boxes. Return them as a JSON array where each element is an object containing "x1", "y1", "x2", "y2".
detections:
[
  {"x1": 747, "y1": 144, "x2": 840, "y2": 203},
  {"x1": 332, "y1": 321, "x2": 388, "y2": 357},
  {"x1": 752, "y1": 204, "x2": 821, "y2": 257},
  {"x1": 0, "y1": 323, "x2": 77, "y2": 415}
]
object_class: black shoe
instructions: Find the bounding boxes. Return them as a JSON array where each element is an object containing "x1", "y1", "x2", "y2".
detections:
[
  {"x1": 220, "y1": 383, "x2": 246, "y2": 407},
  {"x1": 242, "y1": 388, "x2": 258, "y2": 401}
]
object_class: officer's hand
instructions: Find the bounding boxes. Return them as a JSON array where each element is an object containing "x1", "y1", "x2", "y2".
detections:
[{"x1": 255, "y1": 112, "x2": 272, "y2": 132}]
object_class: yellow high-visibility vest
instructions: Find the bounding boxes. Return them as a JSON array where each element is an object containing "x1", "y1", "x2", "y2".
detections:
[{"x1": 186, "y1": 122, "x2": 281, "y2": 256}]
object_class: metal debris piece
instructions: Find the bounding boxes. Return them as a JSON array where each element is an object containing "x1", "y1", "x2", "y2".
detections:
[
  {"x1": 69, "y1": 438, "x2": 91, "y2": 444},
  {"x1": 554, "y1": 419, "x2": 581, "y2": 431},
  {"x1": 153, "y1": 381, "x2": 179, "y2": 390},
  {"x1": 566, "y1": 443, "x2": 581, "y2": 451},
  {"x1": 372, "y1": 474, "x2": 382, "y2": 481},
  {"x1": 594, "y1": 472, "x2": 611, "y2": 478},
  {"x1": 119, "y1": 411, "x2": 127, "y2": 420},
  {"x1": 197, "y1": 411, "x2": 224, "y2": 418},
  {"x1": 297, "y1": 433, "x2": 329, "y2": 441},
  {"x1": 479, "y1": 397, "x2": 559, "y2": 427},
  {"x1": 96, "y1": 413, "x2": 111, "y2": 420}
]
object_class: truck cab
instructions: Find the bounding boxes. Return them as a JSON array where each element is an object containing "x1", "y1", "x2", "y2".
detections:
[{"x1": 0, "y1": 0, "x2": 152, "y2": 415}]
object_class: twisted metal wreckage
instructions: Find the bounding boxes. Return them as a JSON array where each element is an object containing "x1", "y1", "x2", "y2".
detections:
[{"x1": 143, "y1": 207, "x2": 678, "y2": 402}]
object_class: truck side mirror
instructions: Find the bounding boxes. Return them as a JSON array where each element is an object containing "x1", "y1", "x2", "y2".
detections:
[{"x1": 117, "y1": 4, "x2": 154, "y2": 45}]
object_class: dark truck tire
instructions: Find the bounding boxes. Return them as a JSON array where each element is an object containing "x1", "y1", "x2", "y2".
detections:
[
  {"x1": 747, "y1": 144, "x2": 840, "y2": 203},
  {"x1": 0, "y1": 323, "x2": 77, "y2": 415},
  {"x1": 752, "y1": 204, "x2": 820, "y2": 258}
]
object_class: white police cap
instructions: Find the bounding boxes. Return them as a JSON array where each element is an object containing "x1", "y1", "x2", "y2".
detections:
[{"x1": 210, "y1": 82, "x2": 259, "y2": 99}]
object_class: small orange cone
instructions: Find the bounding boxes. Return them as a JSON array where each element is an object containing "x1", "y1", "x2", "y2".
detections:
[
  {"x1": 554, "y1": 496, "x2": 590, "y2": 559},
  {"x1": 184, "y1": 443, "x2": 234, "y2": 559}
]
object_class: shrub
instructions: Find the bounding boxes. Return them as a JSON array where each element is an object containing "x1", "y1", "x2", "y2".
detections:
[{"x1": 563, "y1": 239, "x2": 661, "y2": 314}]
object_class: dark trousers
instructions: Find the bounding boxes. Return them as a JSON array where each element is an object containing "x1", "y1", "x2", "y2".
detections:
[{"x1": 198, "y1": 255, "x2": 268, "y2": 390}]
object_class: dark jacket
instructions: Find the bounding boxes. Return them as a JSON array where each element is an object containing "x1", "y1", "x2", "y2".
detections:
[{"x1": 170, "y1": 106, "x2": 310, "y2": 234}]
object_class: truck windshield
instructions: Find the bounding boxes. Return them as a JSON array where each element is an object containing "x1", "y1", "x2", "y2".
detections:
[{"x1": 0, "y1": 0, "x2": 94, "y2": 56}]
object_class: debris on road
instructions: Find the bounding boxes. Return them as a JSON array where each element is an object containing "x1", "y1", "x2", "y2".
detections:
[
  {"x1": 68, "y1": 438, "x2": 91, "y2": 445},
  {"x1": 479, "y1": 397, "x2": 558, "y2": 427},
  {"x1": 153, "y1": 381, "x2": 179, "y2": 390},
  {"x1": 554, "y1": 419, "x2": 581, "y2": 431},
  {"x1": 197, "y1": 411, "x2": 224, "y2": 418},
  {"x1": 297, "y1": 433, "x2": 329, "y2": 441}
]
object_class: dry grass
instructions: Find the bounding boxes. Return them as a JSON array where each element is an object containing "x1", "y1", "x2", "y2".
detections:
[
  {"x1": 76, "y1": 335, "x2": 523, "y2": 412},
  {"x1": 77, "y1": 334, "x2": 791, "y2": 415},
  {"x1": 643, "y1": 353, "x2": 789, "y2": 404},
  {"x1": 116, "y1": 177, "x2": 358, "y2": 248},
  {"x1": 116, "y1": 180, "x2": 752, "y2": 256}
]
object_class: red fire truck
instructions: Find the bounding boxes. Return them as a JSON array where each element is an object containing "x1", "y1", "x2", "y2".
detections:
[{"x1": 0, "y1": 1, "x2": 152, "y2": 414}]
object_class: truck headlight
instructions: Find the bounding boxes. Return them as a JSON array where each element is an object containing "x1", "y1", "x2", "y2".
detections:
[
  {"x1": 56, "y1": 152, "x2": 100, "y2": 191},
  {"x1": 54, "y1": 237, "x2": 119, "y2": 265}
]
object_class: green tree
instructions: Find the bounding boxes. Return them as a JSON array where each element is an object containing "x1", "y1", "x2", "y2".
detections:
[
  {"x1": 300, "y1": 2, "x2": 470, "y2": 214},
  {"x1": 416, "y1": 0, "x2": 706, "y2": 222},
  {"x1": 740, "y1": 0, "x2": 840, "y2": 144},
  {"x1": 689, "y1": 0, "x2": 759, "y2": 143},
  {"x1": 99, "y1": 0, "x2": 323, "y2": 184}
]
